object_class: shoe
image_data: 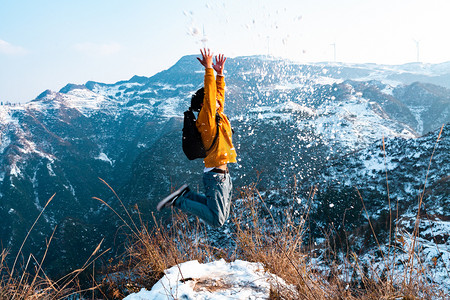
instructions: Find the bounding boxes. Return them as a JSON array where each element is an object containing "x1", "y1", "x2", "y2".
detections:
[{"x1": 157, "y1": 184, "x2": 190, "y2": 211}]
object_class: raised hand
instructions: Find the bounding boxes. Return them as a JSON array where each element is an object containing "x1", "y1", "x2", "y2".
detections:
[
  {"x1": 213, "y1": 54, "x2": 227, "y2": 75},
  {"x1": 197, "y1": 48, "x2": 213, "y2": 69}
]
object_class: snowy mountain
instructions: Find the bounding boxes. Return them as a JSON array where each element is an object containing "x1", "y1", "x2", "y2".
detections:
[{"x1": 0, "y1": 55, "x2": 448, "y2": 278}]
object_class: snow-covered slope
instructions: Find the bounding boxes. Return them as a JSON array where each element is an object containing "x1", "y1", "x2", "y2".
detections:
[{"x1": 0, "y1": 55, "x2": 448, "y2": 279}]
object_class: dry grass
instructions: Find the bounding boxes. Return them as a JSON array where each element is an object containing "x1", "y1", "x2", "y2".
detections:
[
  {"x1": 0, "y1": 247, "x2": 101, "y2": 299},
  {"x1": 231, "y1": 184, "x2": 328, "y2": 299},
  {"x1": 99, "y1": 174, "x2": 447, "y2": 299},
  {"x1": 0, "y1": 195, "x2": 107, "y2": 300},
  {"x1": 0, "y1": 248, "x2": 67, "y2": 300},
  {"x1": 232, "y1": 181, "x2": 447, "y2": 299}
]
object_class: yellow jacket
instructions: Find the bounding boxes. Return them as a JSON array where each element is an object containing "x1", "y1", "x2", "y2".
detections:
[{"x1": 196, "y1": 68, "x2": 237, "y2": 168}]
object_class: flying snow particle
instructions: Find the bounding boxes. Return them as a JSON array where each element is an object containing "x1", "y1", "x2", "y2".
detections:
[
  {"x1": 189, "y1": 27, "x2": 200, "y2": 37},
  {"x1": 329, "y1": 203, "x2": 335, "y2": 208}
]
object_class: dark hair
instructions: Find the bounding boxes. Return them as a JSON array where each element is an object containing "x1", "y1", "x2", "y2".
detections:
[{"x1": 191, "y1": 87, "x2": 204, "y2": 112}]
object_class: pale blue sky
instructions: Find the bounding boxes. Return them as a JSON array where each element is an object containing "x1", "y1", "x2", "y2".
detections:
[{"x1": 1, "y1": 0, "x2": 450, "y2": 103}]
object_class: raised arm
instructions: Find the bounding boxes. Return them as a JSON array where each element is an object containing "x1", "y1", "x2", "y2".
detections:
[
  {"x1": 197, "y1": 48, "x2": 216, "y2": 119},
  {"x1": 214, "y1": 54, "x2": 226, "y2": 110},
  {"x1": 197, "y1": 48, "x2": 213, "y2": 69},
  {"x1": 213, "y1": 54, "x2": 226, "y2": 76}
]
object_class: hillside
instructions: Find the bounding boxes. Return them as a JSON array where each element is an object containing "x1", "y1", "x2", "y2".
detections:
[{"x1": 0, "y1": 56, "x2": 448, "y2": 282}]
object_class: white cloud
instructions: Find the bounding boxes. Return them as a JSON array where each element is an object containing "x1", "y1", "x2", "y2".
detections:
[
  {"x1": 0, "y1": 39, "x2": 28, "y2": 55},
  {"x1": 74, "y1": 42, "x2": 122, "y2": 56}
]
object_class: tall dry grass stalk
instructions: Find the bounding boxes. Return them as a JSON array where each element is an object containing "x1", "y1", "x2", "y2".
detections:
[
  {"x1": 1, "y1": 194, "x2": 108, "y2": 299},
  {"x1": 409, "y1": 125, "x2": 444, "y2": 277},
  {"x1": 231, "y1": 184, "x2": 332, "y2": 299}
]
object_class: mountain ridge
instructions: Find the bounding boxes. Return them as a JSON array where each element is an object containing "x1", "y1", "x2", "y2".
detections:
[{"x1": 0, "y1": 55, "x2": 448, "y2": 280}]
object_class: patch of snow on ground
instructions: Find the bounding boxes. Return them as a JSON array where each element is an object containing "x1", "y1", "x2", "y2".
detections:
[
  {"x1": 274, "y1": 82, "x2": 307, "y2": 90},
  {"x1": 91, "y1": 82, "x2": 143, "y2": 98},
  {"x1": 275, "y1": 101, "x2": 316, "y2": 115},
  {"x1": 159, "y1": 83, "x2": 176, "y2": 91},
  {"x1": 160, "y1": 97, "x2": 183, "y2": 118},
  {"x1": 381, "y1": 85, "x2": 394, "y2": 96},
  {"x1": 315, "y1": 96, "x2": 415, "y2": 150},
  {"x1": 123, "y1": 259, "x2": 291, "y2": 300},
  {"x1": 408, "y1": 106, "x2": 427, "y2": 134},
  {"x1": 47, "y1": 163, "x2": 56, "y2": 176},
  {"x1": 31, "y1": 168, "x2": 45, "y2": 213},
  {"x1": 128, "y1": 103, "x2": 154, "y2": 117},
  {"x1": 96, "y1": 152, "x2": 113, "y2": 166},
  {"x1": 63, "y1": 89, "x2": 106, "y2": 114},
  {"x1": 175, "y1": 83, "x2": 195, "y2": 89},
  {"x1": 0, "y1": 106, "x2": 20, "y2": 126},
  {"x1": 26, "y1": 98, "x2": 61, "y2": 111},
  {"x1": 0, "y1": 133, "x2": 12, "y2": 154},
  {"x1": 248, "y1": 101, "x2": 316, "y2": 122},
  {"x1": 313, "y1": 76, "x2": 343, "y2": 85},
  {"x1": 10, "y1": 163, "x2": 21, "y2": 177},
  {"x1": 362, "y1": 154, "x2": 398, "y2": 173},
  {"x1": 16, "y1": 138, "x2": 55, "y2": 162}
]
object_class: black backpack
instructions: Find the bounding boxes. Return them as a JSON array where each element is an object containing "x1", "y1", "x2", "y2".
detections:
[{"x1": 182, "y1": 107, "x2": 220, "y2": 160}]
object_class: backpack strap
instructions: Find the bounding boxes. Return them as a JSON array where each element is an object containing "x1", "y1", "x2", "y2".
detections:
[
  {"x1": 191, "y1": 107, "x2": 221, "y2": 153},
  {"x1": 204, "y1": 112, "x2": 221, "y2": 152}
]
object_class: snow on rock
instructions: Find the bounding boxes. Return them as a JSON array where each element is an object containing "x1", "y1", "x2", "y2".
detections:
[
  {"x1": 275, "y1": 101, "x2": 316, "y2": 115},
  {"x1": 96, "y1": 152, "x2": 113, "y2": 166},
  {"x1": 159, "y1": 97, "x2": 184, "y2": 118},
  {"x1": 91, "y1": 82, "x2": 144, "y2": 98},
  {"x1": 0, "y1": 105, "x2": 20, "y2": 126},
  {"x1": 315, "y1": 94, "x2": 416, "y2": 150},
  {"x1": 313, "y1": 76, "x2": 343, "y2": 85},
  {"x1": 9, "y1": 163, "x2": 22, "y2": 177},
  {"x1": 51, "y1": 88, "x2": 114, "y2": 117},
  {"x1": 123, "y1": 259, "x2": 291, "y2": 300},
  {"x1": 246, "y1": 101, "x2": 316, "y2": 124}
]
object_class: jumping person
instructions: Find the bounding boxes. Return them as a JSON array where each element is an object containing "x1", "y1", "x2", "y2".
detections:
[{"x1": 157, "y1": 48, "x2": 237, "y2": 227}]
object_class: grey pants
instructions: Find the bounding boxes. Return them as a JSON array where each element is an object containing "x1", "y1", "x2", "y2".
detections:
[{"x1": 174, "y1": 171, "x2": 233, "y2": 227}]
